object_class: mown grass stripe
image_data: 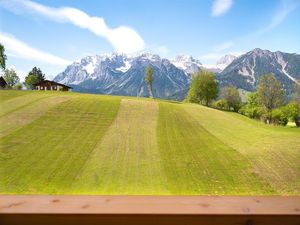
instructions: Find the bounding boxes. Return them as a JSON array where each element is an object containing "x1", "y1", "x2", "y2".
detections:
[
  {"x1": 182, "y1": 103, "x2": 300, "y2": 195},
  {"x1": 0, "y1": 90, "x2": 30, "y2": 102},
  {"x1": 157, "y1": 102, "x2": 275, "y2": 195},
  {"x1": 0, "y1": 92, "x2": 55, "y2": 117},
  {"x1": 0, "y1": 96, "x2": 72, "y2": 137},
  {"x1": 71, "y1": 99, "x2": 167, "y2": 194},
  {"x1": 0, "y1": 95, "x2": 120, "y2": 194}
]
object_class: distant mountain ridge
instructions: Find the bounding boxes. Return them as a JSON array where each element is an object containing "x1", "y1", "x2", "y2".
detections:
[
  {"x1": 54, "y1": 49, "x2": 300, "y2": 99},
  {"x1": 218, "y1": 48, "x2": 300, "y2": 94},
  {"x1": 55, "y1": 53, "x2": 190, "y2": 98}
]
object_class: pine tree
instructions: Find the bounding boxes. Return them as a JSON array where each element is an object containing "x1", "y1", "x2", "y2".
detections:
[{"x1": 24, "y1": 67, "x2": 46, "y2": 90}]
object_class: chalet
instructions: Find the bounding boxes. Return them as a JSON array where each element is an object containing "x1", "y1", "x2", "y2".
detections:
[
  {"x1": 0, "y1": 76, "x2": 7, "y2": 88},
  {"x1": 34, "y1": 80, "x2": 72, "y2": 91}
]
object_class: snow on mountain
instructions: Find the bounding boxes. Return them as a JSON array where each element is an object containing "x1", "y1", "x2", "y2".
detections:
[
  {"x1": 115, "y1": 59, "x2": 132, "y2": 72},
  {"x1": 172, "y1": 55, "x2": 202, "y2": 74},
  {"x1": 218, "y1": 48, "x2": 300, "y2": 94},
  {"x1": 203, "y1": 54, "x2": 238, "y2": 72},
  {"x1": 216, "y1": 54, "x2": 238, "y2": 70},
  {"x1": 54, "y1": 52, "x2": 190, "y2": 99},
  {"x1": 54, "y1": 49, "x2": 300, "y2": 99},
  {"x1": 83, "y1": 56, "x2": 97, "y2": 75},
  {"x1": 275, "y1": 52, "x2": 299, "y2": 85}
]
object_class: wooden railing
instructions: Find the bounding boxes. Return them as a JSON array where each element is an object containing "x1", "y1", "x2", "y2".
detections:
[{"x1": 0, "y1": 195, "x2": 299, "y2": 225}]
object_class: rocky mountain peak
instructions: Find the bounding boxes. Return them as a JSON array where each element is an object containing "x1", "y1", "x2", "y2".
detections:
[
  {"x1": 172, "y1": 54, "x2": 202, "y2": 74},
  {"x1": 54, "y1": 49, "x2": 300, "y2": 99},
  {"x1": 216, "y1": 54, "x2": 237, "y2": 65}
]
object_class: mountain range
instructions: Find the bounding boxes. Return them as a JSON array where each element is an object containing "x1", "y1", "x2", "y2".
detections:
[{"x1": 54, "y1": 48, "x2": 300, "y2": 99}]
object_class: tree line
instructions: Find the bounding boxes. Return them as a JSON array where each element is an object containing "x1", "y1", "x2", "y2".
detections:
[
  {"x1": 1, "y1": 41, "x2": 300, "y2": 127},
  {"x1": 0, "y1": 43, "x2": 46, "y2": 89},
  {"x1": 186, "y1": 71, "x2": 300, "y2": 127}
]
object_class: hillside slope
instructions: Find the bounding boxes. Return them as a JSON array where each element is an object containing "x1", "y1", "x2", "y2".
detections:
[{"x1": 0, "y1": 90, "x2": 299, "y2": 195}]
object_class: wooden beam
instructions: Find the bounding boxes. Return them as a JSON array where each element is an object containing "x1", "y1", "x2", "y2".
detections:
[{"x1": 0, "y1": 196, "x2": 299, "y2": 225}]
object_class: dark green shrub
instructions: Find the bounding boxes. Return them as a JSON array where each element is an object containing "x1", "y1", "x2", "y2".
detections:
[
  {"x1": 271, "y1": 108, "x2": 288, "y2": 126},
  {"x1": 239, "y1": 104, "x2": 265, "y2": 119},
  {"x1": 213, "y1": 99, "x2": 229, "y2": 110},
  {"x1": 285, "y1": 101, "x2": 300, "y2": 127}
]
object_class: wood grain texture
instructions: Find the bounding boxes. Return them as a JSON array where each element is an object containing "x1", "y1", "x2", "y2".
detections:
[{"x1": 0, "y1": 196, "x2": 300, "y2": 215}]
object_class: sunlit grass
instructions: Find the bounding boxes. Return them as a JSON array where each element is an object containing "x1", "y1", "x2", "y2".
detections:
[{"x1": 0, "y1": 90, "x2": 299, "y2": 195}]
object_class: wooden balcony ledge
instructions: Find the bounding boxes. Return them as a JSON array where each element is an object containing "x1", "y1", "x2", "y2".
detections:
[{"x1": 0, "y1": 195, "x2": 299, "y2": 225}]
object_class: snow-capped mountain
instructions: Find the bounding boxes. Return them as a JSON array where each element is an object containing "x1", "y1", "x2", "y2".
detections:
[
  {"x1": 54, "y1": 49, "x2": 300, "y2": 99},
  {"x1": 203, "y1": 54, "x2": 238, "y2": 72},
  {"x1": 218, "y1": 48, "x2": 300, "y2": 94},
  {"x1": 216, "y1": 54, "x2": 238, "y2": 70},
  {"x1": 172, "y1": 55, "x2": 202, "y2": 74},
  {"x1": 54, "y1": 53, "x2": 131, "y2": 85},
  {"x1": 54, "y1": 52, "x2": 190, "y2": 99}
]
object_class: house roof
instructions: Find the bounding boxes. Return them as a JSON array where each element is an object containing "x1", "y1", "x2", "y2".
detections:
[
  {"x1": 34, "y1": 80, "x2": 72, "y2": 89},
  {"x1": 0, "y1": 76, "x2": 7, "y2": 86}
]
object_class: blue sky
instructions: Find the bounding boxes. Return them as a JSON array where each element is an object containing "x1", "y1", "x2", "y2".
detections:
[{"x1": 0, "y1": 0, "x2": 300, "y2": 80}]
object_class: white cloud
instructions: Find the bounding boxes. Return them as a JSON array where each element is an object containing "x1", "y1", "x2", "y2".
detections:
[
  {"x1": 198, "y1": 41, "x2": 235, "y2": 63},
  {"x1": 0, "y1": 0, "x2": 145, "y2": 53},
  {"x1": 213, "y1": 41, "x2": 234, "y2": 51},
  {"x1": 0, "y1": 32, "x2": 72, "y2": 66},
  {"x1": 267, "y1": 0, "x2": 299, "y2": 30},
  {"x1": 211, "y1": 0, "x2": 233, "y2": 17},
  {"x1": 199, "y1": 52, "x2": 224, "y2": 61},
  {"x1": 251, "y1": 0, "x2": 299, "y2": 37},
  {"x1": 157, "y1": 46, "x2": 169, "y2": 55}
]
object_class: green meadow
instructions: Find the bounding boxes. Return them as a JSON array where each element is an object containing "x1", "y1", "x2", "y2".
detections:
[{"x1": 0, "y1": 90, "x2": 299, "y2": 195}]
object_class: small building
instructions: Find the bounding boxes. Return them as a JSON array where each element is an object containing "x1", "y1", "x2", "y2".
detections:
[
  {"x1": 0, "y1": 76, "x2": 7, "y2": 88},
  {"x1": 34, "y1": 80, "x2": 72, "y2": 91}
]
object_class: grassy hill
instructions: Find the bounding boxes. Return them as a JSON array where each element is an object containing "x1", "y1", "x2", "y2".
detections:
[{"x1": 0, "y1": 90, "x2": 299, "y2": 195}]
